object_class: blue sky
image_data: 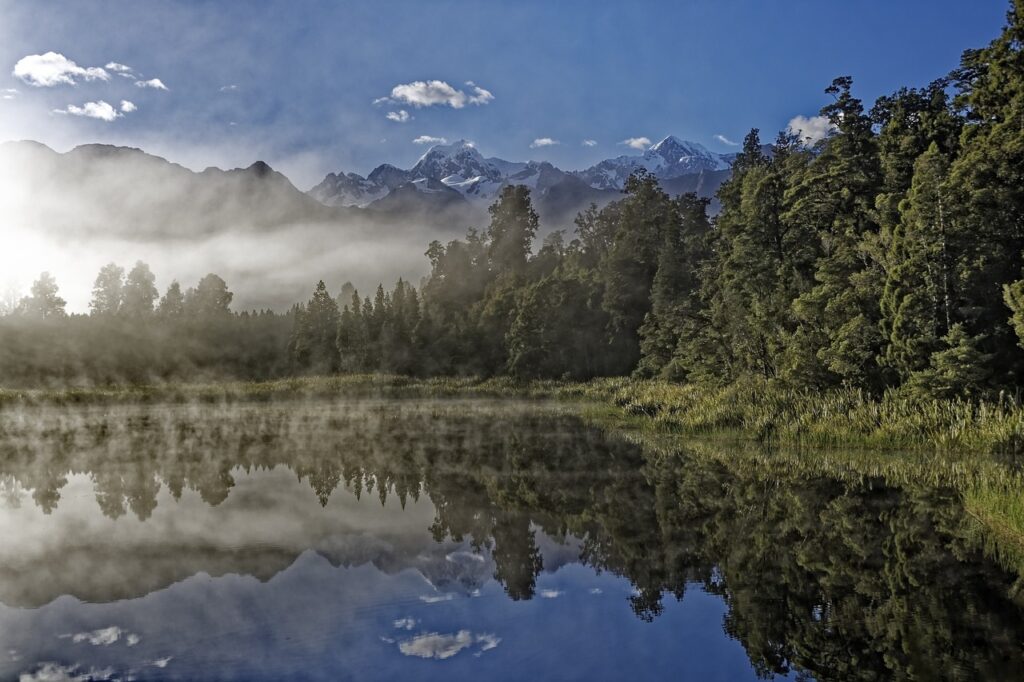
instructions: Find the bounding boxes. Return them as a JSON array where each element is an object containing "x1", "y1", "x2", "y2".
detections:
[{"x1": 0, "y1": 0, "x2": 1010, "y2": 188}]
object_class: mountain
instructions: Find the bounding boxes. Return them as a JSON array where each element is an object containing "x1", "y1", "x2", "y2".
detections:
[
  {"x1": 309, "y1": 136, "x2": 735, "y2": 226},
  {"x1": 573, "y1": 136, "x2": 730, "y2": 191},
  {"x1": 0, "y1": 140, "x2": 349, "y2": 239}
]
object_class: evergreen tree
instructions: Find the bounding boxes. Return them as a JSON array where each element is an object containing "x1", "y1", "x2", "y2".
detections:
[
  {"x1": 337, "y1": 291, "x2": 368, "y2": 372},
  {"x1": 636, "y1": 193, "x2": 711, "y2": 379},
  {"x1": 90, "y1": 263, "x2": 125, "y2": 316},
  {"x1": 786, "y1": 77, "x2": 885, "y2": 389},
  {"x1": 157, "y1": 281, "x2": 185, "y2": 318},
  {"x1": 19, "y1": 272, "x2": 66, "y2": 319},
  {"x1": 290, "y1": 280, "x2": 340, "y2": 373},
  {"x1": 187, "y1": 274, "x2": 233, "y2": 317},
  {"x1": 600, "y1": 171, "x2": 681, "y2": 373},
  {"x1": 122, "y1": 261, "x2": 159, "y2": 317},
  {"x1": 881, "y1": 143, "x2": 955, "y2": 379},
  {"x1": 945, "y1": 0, "x2": 1024, "y2": 383}
]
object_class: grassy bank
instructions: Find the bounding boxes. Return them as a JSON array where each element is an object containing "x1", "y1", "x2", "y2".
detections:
[{"x1": 5, "y1": 374, "x2": 1024, "y2": 453}]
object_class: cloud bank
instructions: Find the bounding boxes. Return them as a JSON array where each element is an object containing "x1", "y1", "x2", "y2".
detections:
[{"x1": 412, "y1": 135, "x2": 447, "y2": 145}]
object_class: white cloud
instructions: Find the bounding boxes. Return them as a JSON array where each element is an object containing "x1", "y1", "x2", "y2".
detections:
[
  {"x1": 119, "y1": 100, "x2": 137, "y2": 113},
  {"x1": 539, "y1": 589, "x2": 563, "y2": 598},
  {"x1": 412, "y1": 135, "x2": 447, "y2": 145},
  {"x1": 582, "y1": 139, "x2": 597, "y2": 147},
  {"x1": 530, "y1": 137, "x2": 559, "y2": 148},
  {"x1": 104, "y1": 62, "x2": 133, "y2": 75},
  {"x1": 714, "y1": 134, "x2": 739, "y2": 146},
  {"x1": 53, "y1": 100, "x2": 121, "y2": 122},
  {"x1": 620, "y1": 136, "x2": 652, "y2": 150},
  {"x1": 386, "y1": 110, "x2": 411, "y2": 123},
  {"x1": 393, "y1": 617, "x2": 417, "y2": 630},
  {"x1": 465, "y1": 82, "x2": 494, "y2": 105},
  {"x1": 219, "y1": 84, "x2": 238, "y2": 92},
  {"x1": 787, "y1": 114, "x2": 835, "y2": 145},
  {"x1": 13, "y1": 52, "x2": 109, "y2": 87},
  {"x1": 589, "y1": 587, "x2": 603, "y2": 594},
  {"x1": 382, "y1": 80, "x2": 493, "y2": 109},
  {"x1": 150, "y1": 658, "x2": 172, "y2": 669},
  {"x1": 1, "y1": 88, "x2": 17, "y2": 100},
  {"x1": 135, "y1": 78, "x2": 168, "y2": 90}
]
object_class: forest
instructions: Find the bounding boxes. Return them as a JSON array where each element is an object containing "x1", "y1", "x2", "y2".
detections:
[{"x1": 3, "y1": 4, "x2": 1024, "y2": 400}]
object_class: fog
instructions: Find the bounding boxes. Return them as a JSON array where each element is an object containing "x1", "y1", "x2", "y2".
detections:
[{"x1": 0, "y1": 140, "x2": 464, "y2": 312}]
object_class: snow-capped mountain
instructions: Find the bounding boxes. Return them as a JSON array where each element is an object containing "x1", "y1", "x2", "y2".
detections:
[
  {"x1": 308, "y1": 136, "x2": 734, "y2": 211},
  {"x1": 573, "y1": 136, "x2": 731, "y2": 191}
]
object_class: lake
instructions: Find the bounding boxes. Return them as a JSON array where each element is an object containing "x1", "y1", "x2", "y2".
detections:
[{"x1": 0, "y1": 398, "x2": 1021, "y2": 681}]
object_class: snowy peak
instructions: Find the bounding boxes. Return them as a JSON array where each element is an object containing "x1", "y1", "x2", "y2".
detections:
[
  {"x1": 573, "y1": 136, "x2": 731, "y2": 190},
  {"x1": 308, "y1": 136, "x2": 734, "y2": 208},
  {"x1": 646, "y1": 136, "x2": 729, "y2": 173},
  {"x1": 412, "y1": 139, "x2": 502, "y2": 184}
]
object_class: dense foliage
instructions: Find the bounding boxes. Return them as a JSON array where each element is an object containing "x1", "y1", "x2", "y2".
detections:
[{"x1": 4, "y1": 3, "x2": 1024, "y2": 398}]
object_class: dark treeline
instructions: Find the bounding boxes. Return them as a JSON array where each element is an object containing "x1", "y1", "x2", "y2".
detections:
[{"x1": 5, "y1": 3, "x2": 1024, "y2": 396}]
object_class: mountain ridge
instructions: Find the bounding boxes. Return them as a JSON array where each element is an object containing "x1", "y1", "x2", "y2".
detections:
[{"x1": 309, "y1": 136, "x2": 734, "y2": 213}]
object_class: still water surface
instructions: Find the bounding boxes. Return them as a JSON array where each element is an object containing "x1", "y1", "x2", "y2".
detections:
[{"x1": 0, "y1": 399, "x2": 1021, "y2": 681}]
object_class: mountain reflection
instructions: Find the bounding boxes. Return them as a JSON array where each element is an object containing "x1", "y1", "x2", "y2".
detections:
[{"x1": 1, "y1": 398, "x2": 1023, "y2": 680}]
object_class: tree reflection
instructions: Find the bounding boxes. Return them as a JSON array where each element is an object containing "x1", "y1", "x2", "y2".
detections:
[{"x1": 1, "y1": 399, "x2": 1023, "y2": 679}]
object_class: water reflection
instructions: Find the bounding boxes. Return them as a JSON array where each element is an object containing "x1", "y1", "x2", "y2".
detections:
[{"x1": 0, "y1": 399, "x2": 1022, "y2": 680}]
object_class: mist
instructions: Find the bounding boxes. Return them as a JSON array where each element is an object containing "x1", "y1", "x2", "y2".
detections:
[{"x1": 0, "y1": 140, "x2": 461, "y2": 312}]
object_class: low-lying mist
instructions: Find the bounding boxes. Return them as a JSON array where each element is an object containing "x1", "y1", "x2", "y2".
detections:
[{"x1": 0, "y1": 140, "x2": 461, "y2": 311}]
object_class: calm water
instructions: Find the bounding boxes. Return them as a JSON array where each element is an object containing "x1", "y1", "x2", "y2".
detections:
[{"x1": 0, "y1": 398, "x2": 1022, "y2": 681}]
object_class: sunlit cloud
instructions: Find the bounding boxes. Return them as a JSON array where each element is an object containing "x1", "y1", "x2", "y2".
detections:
[
  {"x1": 120, "y1": 100, "x2": 137, "y2": 113},
  {"x1": 379, "y1": 80, "x2": 493, "y2": 109},
  {"x1": 539, "y1": 589, "x2": 563, "y2": 598},
  {"x1": 582, "y1": 139, "x2": 597, "y2": 147},
  {"x1": 620, "y1": 136, "x2": 651, "y2": 150},
  {"x1": 136, "y1": 78, "x2": 168, "y2": 90},
  {"x1": 386, "y1": 110, "x2": 411, "y2": 123},
  {"x1": 530, "y1": 137, "x2": 559, "y2": 148},
  {"x1": 13, "y1": 52, "x2": 109, "y2": 87},
  {"x1": 412, "y1": 135, "x2": 447, "y2": 145},
  {"x1": 787, "y1": 114, "x2": 835, "y2": 144},
  {"x1": 219, "y1": 84, "x2": 239, "y2": 92},
  {"x1": 53, "y1": 100, "x2": 123, "y2": 122},
  {"x1": 393, "y1": 617, "x2": 417, "y2": 630},
  {"x1": 1, "y1": 88, "x2": 17, "y2": 100},
  {"x1": 714, "y1": 134, "x2": 739, "y2": 146}
]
